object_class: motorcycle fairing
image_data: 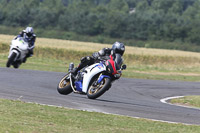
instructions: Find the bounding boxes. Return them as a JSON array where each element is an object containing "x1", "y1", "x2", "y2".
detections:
[
  {"x1": 8, "y1": 47, "x2": 20, "y2": 61},
  {"x1": 75, "y1": 80, "x2": 83, "y2": 92},
  {"x1": 106, "y1": 55, "x2": 118, "y2": 75},
  {"x1": 11, "y1": 39, "x2": 28, "y2": 51},
  {"x1": 82, "y1": 62, "x2": 106, "y2": 93},
  {"x1": 8, "y1": 38, "x2": 29, "y2": 61},
  {"x1": 97, "y1": 75, "x2": 110, "y2": 84}
]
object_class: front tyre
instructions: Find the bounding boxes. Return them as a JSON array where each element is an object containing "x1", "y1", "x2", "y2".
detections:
[
  {"x1": 6, "y1": 52, "x2": 17, "y2": 68},
  {"x1": 87, "y1": 77, "x2": 111, "y2": 99},
  {"x1": 57, "y1": 73, "x2": 73, "y2": 95},
  {"x1": 13, "y1": 61, "x2": 21, "y2": 69}
]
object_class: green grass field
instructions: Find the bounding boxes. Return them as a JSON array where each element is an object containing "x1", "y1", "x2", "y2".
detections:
[
  {"x1": 1, "y1": 34, "x2": 200, "y2": 132},
  {"x1": 1, "y1": 99, "x2": 200, "y2": 133},
  {"x1": 171, "y1": 96, "x2": 200, "y2": 108},
  {"x1": 1, "y1": 34, "x2": 200, "y2": 81}
]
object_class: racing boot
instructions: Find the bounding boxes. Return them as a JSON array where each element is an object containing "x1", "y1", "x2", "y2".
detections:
[
  {"x1": 70, "y1": 67, "x2": 78, "y2": 79},
  {"x1": 70, "y1": 61, "x2": 87, "y2": 79},
  {"x1": 22, "y1": 57, "x2": 27, "y2": 63},
  {"x1": 22, "y1": 55, "x2": 30, "y2": 63},
  {"x1": 23, "y1": 52, "x2": 32, "y2": 63}
]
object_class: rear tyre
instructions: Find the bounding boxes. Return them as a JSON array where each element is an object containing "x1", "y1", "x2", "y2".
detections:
[
  {"x1": 57, "y1": 73, "x2": 73, "y2": 95},
  {"x1": 87, "y1": 77, "x2": 111, "y2": 99},
  {"x1": 6, "y1": 53, "x2": 17, "y2": 68},
  {"x1": 13, "y1": 61, "x2": 21, "y2": 69},
  {"x1": 13, "y1": 63, "x2": 19, "y2": 69}
]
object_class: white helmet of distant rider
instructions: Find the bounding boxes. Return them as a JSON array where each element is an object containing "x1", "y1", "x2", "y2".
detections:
[{"x1": 25, "y1": 27, "x2": 34, "y2": 37}]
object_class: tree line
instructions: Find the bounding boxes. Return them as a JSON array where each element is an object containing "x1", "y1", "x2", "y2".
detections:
[{"x1": 0, "y1": 0, "x2": 200, "y2": 51}]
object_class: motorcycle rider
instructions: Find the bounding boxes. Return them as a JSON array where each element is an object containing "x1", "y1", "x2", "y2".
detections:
[
  {"x1": 71, "y1": 41, "x2": 125, "y2": 77},
  {"x1": 15, "y1": 27, "x2": 36, "y2": 62}
]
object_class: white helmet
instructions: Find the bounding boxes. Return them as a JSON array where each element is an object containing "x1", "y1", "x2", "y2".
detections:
[{"x1": 25, "y1": 27, "x2": 34, "y2": 37}]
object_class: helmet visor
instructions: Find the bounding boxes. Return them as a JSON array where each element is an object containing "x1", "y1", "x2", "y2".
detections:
[{"x1": 26, "y1": 33, "x2": 32, "y2": 37}]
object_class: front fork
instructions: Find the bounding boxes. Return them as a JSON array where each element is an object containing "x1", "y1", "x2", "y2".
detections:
[{"x1": 69, "y1": 73, "x2": 79, "y2": 93}]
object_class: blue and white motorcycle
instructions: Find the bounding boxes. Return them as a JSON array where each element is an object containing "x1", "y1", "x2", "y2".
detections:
[{"x1": 57, "y1": 54, "x2": 126, "y2": 99}]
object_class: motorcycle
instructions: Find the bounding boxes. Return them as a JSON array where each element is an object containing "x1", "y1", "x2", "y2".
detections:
[
  {"x1": 57, "y1": 54, "x2": 126, "y2": 99},
  {"x1": 6, "y1": 37, "x2": 29, "y2": 68}
]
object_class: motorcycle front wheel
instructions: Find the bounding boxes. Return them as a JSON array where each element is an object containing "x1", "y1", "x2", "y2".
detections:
[
  {"x1": 57, "y1": 73, "x2": 73, "y2": 95},
  {"x1": 87, "y1": 77, "x2": 111, "y2": 99},
  {"x1": 6, "y1": 52, "x2": 17, "y2": 68}
]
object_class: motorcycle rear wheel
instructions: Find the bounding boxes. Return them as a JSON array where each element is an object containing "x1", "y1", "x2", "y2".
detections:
[
  {"x1": 6, "y1": 52, "x2": 17, "y2": 68},
  {"x1": 57, "y1": 73, "x2": 73, "y2": 95},
  {"x1": 87, "y1": 77, "x2": 111, "y2": 99}
]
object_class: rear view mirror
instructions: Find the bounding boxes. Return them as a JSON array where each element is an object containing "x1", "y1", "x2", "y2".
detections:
[{"x1": 121, "y1": 64, "x2": 126, "y2": 70}]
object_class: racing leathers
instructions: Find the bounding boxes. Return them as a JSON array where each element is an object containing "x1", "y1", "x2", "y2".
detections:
[
  {"x1": 15, "y1": 30, "x2": 36, "y2": 59},
  {"x1": 71, "y1": 48, "x2": 112, "y2": 76}
]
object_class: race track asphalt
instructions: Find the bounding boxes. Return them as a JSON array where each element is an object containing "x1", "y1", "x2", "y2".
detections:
[{"x1": 0, "y1": 67, "x2": 200, "y2": 125}]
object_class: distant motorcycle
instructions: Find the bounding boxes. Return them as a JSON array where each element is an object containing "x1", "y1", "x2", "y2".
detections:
[
  {"x1": 6, "y1": 37, "x2": 29, "y2": 68},
  {"x1": 57, "y1": 54, "x2": 126, "y2": 99}
]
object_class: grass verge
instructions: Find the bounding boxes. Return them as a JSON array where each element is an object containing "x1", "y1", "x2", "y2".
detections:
[
  {"x1": 170, "y1": 96, "x2": 200, "y2": 108},
  {"x1": 1, "y1": 40, "x2": 200, "y2": 81},
  {"x1": 0, "y1": 99, "x2": 200, "y2": 133}
]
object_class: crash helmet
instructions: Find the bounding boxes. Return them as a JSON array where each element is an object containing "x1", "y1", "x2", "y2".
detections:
[
  {"x1": 25, "y1": 27, "x2": 34, "y2": 37},
  {"x1": 112, "y1": 42, "x2": 125, "y2": 56}
]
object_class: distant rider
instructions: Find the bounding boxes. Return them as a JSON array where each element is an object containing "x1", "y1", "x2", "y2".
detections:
[
  {"x1": 15, "y1": 27, "x2": 36, "y2": 62},
  {"x1": 71, "y1": 41, "x2": 125, "y2": 77}
]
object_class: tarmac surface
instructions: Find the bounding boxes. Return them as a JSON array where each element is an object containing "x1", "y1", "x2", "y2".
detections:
[{"x1": 0, "y1": 67, "x2": 200, "y2": 125}]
